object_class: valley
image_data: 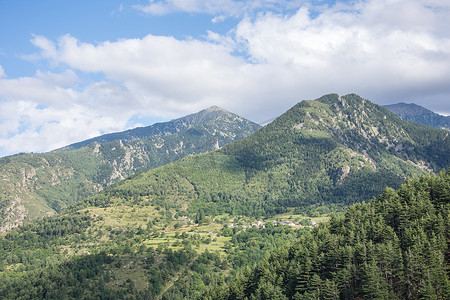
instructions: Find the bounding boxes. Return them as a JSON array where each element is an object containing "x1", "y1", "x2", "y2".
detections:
[{"x1": 0, "y1": 197, "x2": 320, "y2": 298}]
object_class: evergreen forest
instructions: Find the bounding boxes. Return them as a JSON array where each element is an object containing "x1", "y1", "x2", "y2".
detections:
[{"x1": 206, "y1": 170, "x2": 450, "y2": 299}]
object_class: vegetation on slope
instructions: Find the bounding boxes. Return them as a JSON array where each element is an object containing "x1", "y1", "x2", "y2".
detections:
[
  {"x1": 206, "y1": 170, "x2": 450, "y2": 299},
  {"x1": 80, "y1": 94, "x2": 449, "y2": 219},
  {"x1": 0, "y1": 202, "x2": 311, "y2": 299},
  {"x1": 0, "y1": 94, "x2": 448, "y2": 299},
  {"x1": 0, "y1": 169, "x2": 447, "y2": 299},
  {"x1": 58, "y1": 106, "x2": 257, "y2": 151}
]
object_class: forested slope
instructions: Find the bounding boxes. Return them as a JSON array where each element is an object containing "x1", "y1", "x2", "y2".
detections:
[
  {"x1": 0, "y1": 200, "x2": 307, "y2": 299},
  {"x1": 0, "y1": 170, "x2": 447, "y2": 299},
  {"x1": 207, "y1": 170, "x2": 450, "y2": 299}
]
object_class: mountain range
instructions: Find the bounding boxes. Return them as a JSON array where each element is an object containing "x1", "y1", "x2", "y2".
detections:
[
  {"x1": 0, "y1": 106, "x2": 260, "y2": 231},
  {"x1": 384, "y1": 102, "x2": 450, "y2": 130},
  {"x1": 0, "y1": 94, "x2": 448, "y2": 299},
  {"x1": 84, "y1": 94, "x2": 448, "y2": 218}
]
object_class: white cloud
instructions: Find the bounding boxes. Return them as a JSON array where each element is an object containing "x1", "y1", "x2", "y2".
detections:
[
  {"x1": 0, "y1": 72, "x2": 137, "y2": 155},
  {"x1": 232, "y1": 0, "x2": 450, "y2": 108},
  {"x1": 26, "y1": 34, "x2": 58, "y2": 61},
  {"x1": 1, "y1": 0, "x2": 450, "y2": 157},
  {"x1": 0, "y1": 65, "x2": 5, "y2": 78},
  {"x1": 211, "y1": 15, "x2": 227, "y2": 24},
  {"x1": 0, "y1": 75, "x2": 75, "y2": 108},
  {"x1": 31, "y1": 34, "x2": 250, "y2": 114},
  {"x1": 35, "y1": 69, "x2": 79, "y2": 87},
  {"x1": 0, "y1": 101, "x2": 127, "y2": 155}
]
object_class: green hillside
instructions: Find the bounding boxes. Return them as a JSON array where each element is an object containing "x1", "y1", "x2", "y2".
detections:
[
  {"x1": 57, "y1": 106, "x2": 259, "y2": 151},
  {"x1": 82, "y1": 94, "x2": 449, "y2": 218},
  {"x1": 208, "y1": 170, "x2": 450, "y2": 299},
  {"x1": 0, "y1": 107, "x2": 260, "y2": 231},
  {"x1": 0, "y1": 186, "x2": 311, "y2": 299}
]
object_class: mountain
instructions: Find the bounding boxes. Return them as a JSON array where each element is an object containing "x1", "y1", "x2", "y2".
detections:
[
  {"x1": 208, "y1": 171, "x2": 450, "y2": 299},
  {"x1": 0, "y1": 93, "x2": 448, "y2": 299},
  {"x1": 57, "y1": 106, "x2": 252, "y2": 151},
  {"x1": 82, "y1": 93, "x2": 449, "y2": 218},
  {"x1": 0, "y1": 107, "x2": 260, "y2": 231},
  {"x1": 384, "y1": 102, "x2": 450, "y2": 130}
]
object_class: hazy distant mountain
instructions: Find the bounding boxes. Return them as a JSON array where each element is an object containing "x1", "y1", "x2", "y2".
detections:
[
  {"x1": 0, "y1": 106, "x2": 260, "y2": 231},
  {"x1": 384, "y1": 102, "x2": 450, "y2": 130}
]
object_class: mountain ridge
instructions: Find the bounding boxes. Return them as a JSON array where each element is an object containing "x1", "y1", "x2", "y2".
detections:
[
  {"x1": 0, "y1": 107, "x2": 260, "y2": 231},
  {"x1": 384, "y1": 102, "x2": 450, "y2": 130},
  {"x1": 56, "y1": 106, "x2": 243, "y2": 151},
  {"x1": 81, "y1": 93, "x2": 449, "y2": 218}
]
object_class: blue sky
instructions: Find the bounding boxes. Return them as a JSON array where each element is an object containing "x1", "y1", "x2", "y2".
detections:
[{"x1": 0, "y1": 0, "x2": 449, "y2": 157}]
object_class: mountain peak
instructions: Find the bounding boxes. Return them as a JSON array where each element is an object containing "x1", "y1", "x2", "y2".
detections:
[
  {"x1": 58, "y1": 106, "x2": 257, "y2": 151},
  {"x1": 204, "y1": 105, "x2": 228, "y2": 113},
  {"x1": 384, "y1": 102, "x2": 432, "y2": 116},
  {"x1": 0, "y1": 106, "x2": 261, "y2": 231},
  {"x1": 384, "y1": 102, "x2": 450, "y2": 130},
  {"x1": 194, "y1": 105, "x2": 231, "y2": 116},
  {"x1": 175, "y1": 105, "x2": 235, "y2": 125}
]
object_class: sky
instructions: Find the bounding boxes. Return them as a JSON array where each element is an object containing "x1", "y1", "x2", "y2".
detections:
[{"x1": 0, "y1": 0, "x2": 449, "y2": 157}]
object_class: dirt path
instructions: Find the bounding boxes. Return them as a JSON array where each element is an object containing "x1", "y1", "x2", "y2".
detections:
[
  {"x1": 156, "y1": 273, "x2": 180, "y2": 299},
  {"x1": 156, "y1": 259, "x2": 195, "y2": 299}
]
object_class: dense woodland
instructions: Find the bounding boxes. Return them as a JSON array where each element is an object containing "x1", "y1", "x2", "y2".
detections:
[
  {"x1": 206, "y1": 170, "x2": 450, "y2": 299},
  {"x1": 0, "y1": 213, "x2": 306, "y2": 299}
]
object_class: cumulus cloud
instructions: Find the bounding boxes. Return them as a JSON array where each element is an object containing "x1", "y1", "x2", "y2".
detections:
[
  {"x1": 233, "y1": 0, "x2": 450, "y2": 111},
  {"x1": 0, "y1": 100, "x2": 123, "y2": 154},
  {"x1": 235, "y1": 2, "x2": 450, "y2": 90},
  {"x1": 0, "y1": 73, "x2": 137, "y2": 155},
  {"x1": 30, "y1": 34, "x2": 251, "y2": 114},
  {"x1": 1, "y1": 0, "x2": 450, "y2": 157},
  {"x1": 134, "y1": 0, "x2": 239, "y2": 16}
]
